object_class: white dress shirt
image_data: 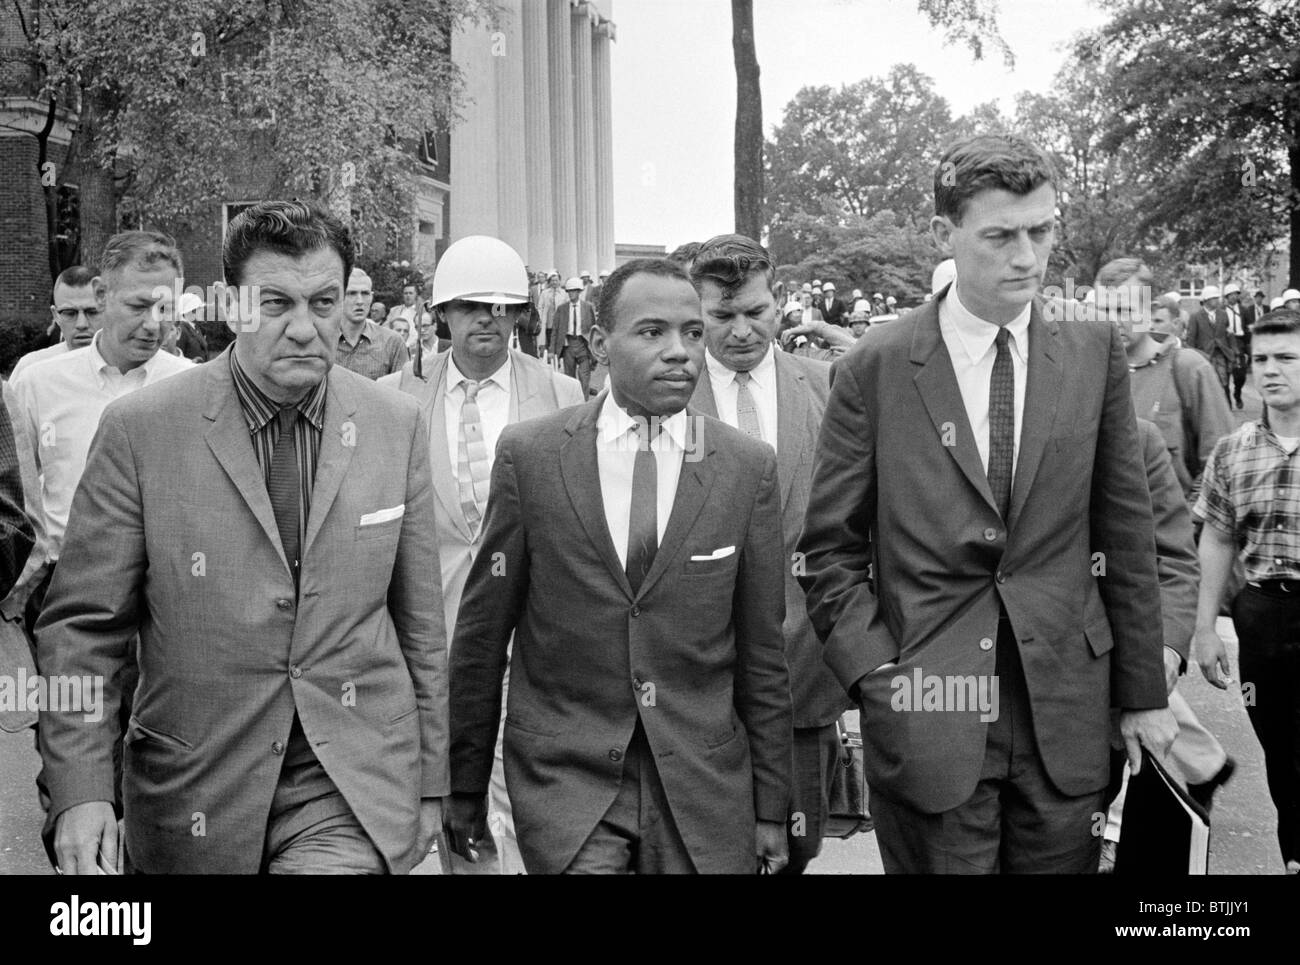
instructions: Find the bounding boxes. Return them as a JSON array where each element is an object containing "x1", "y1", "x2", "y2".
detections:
[
  {"x1": 705, "y1": 344, "x2": 779, "y2": 452},
  {"x1": 444, "y1": 353, "x2": 512, "y2": 480},
  {"x1": 10, "y1": 341, "x2": 70, "y2": 380},
  {"x1": 11, "y1": 332, "x2": 191, "y2": 557},
  {"x1": 596, "y1": 396, "x2": 687, "y2": 569},
  {"x1": 938, "y1": 284, "x2": 1030, "y2": 475},
  {"x1": 1226, "y1": 304, "x2": 1242, "y2": 337}
]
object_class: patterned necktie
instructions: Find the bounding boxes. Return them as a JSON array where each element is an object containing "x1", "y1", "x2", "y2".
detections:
[
  {"x1": 987, "y1": 327, "x2": 1015, "y2": 520},
  {"x1": 268, "y1": 406, "x2": 301, "y2": 583},
  {"x1": 626, "y1": 423, "x2": 658, "y2": 594},
  {"x1": 734, "y1": 370, "x2": 763, "y2": 441},
  {"x1": 458, "y1": 380, "x2": 491, "y2": 534}
]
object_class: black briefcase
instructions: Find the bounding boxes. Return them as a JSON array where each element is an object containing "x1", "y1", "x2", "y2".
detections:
[{"x1": 824, "y1": 710, "x2": 874, "y2": 838}]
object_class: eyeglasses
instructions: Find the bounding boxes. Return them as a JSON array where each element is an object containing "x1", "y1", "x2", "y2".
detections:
[{"x1": 55, "y1": 307, "x2": 102, "y2": 322}]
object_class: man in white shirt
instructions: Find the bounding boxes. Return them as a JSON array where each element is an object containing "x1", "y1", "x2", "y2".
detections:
[
  {"x1": 688, "y1": 234, "x2": 851, "y2": 874},
  {"x1": 10, "y1": 266, "x2": 103, "y2": 379},
  {"x1": 798, "y1": 134, "x2": 1175, "y2": 873},
  {"x1": 446, "y1": 257, "x2": 792, "y2": 874},
  {"x1": 12, "y1": 230, "x2": 191, "y2": 867},
  {"x1": 13, "y1": 232, "x2": 192, "y2": 564}
]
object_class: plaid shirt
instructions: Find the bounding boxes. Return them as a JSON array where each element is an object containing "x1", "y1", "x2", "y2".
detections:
[
  {"x1": 1194, "y1": 419, "x2": 1300, "y2": 581},
  {"x1": 335, "y1": 320, "x2": 409, "y2": 380}
]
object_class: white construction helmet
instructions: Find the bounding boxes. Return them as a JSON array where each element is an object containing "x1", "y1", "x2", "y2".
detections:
[{"x1": 429, "y1": 235, "x2": 529, "y2": 307}]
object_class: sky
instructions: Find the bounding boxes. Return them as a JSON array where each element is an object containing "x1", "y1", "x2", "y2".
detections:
[{"x1": 610, "y1": 0, "x2": 1108, "y2": 250}]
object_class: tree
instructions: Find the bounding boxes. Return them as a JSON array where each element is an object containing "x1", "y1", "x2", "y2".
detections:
[
  {"x1": 766, "y1": 64, "x2": 956, "y2": 262},
  {"x1": 1085, "y1": 0, "x2": 1300, "y2": 283},
  {"x1": 730, "y1": 0, "x2": 1009, "y2": 240},
  {"x1": 25, "y1": 0, "x2": 495, "y2": 267}
]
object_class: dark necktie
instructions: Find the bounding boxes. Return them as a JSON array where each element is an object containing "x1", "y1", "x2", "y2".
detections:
[
  {"x1": 268, "y1": 406, "x2": 301, "y2": 583},
  {"x1": 626, "y1": 424, "x2": 658, "y2": 594},
  {"x1": 987, "y1": 327, "x2": 1014, "y2": 520}
]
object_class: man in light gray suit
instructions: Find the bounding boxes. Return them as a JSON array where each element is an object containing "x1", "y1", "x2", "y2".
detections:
[
  {"x1": 687, "y1": 235, "x2": 852, "y2": 873},
  {"x1": 38, "y1": 201, "x2": 447, "y2": 874},
  {"x1": 381, "y1": 235, "x2": 582, "y2": 873}
]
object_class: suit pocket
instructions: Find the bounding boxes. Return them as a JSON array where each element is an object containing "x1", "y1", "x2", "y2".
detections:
[
  {"x1": 125, "y1": 716, "x2": 193, "y2": 750},
  {"x1": 505, "y1": 716, "x2": 559, "y2": 738},
  {"x1": 1084, "y1": 619, "x2": 1115, "y2": 657},
  {"x1": 355, "y1": 516, "x2": 403, "y2": 541},
  {"x1": 683, "y1": 555, "x2": 737, "y2": 576},
  {"x1": 388, "y1": 705, "x2": 419, "y2": 726}
]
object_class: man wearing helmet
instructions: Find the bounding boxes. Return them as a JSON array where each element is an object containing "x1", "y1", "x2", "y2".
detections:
[
  {"x1": 548, "y1": 276, "x2": 599, "y2": 398},
  {"x1": 380, "y1": 235, "x2": 582, "y2": 874}
]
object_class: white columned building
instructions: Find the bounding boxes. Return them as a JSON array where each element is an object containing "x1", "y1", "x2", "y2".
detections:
[{"x1": 447, "y1": 0, "x2": 615, "y2": 276}]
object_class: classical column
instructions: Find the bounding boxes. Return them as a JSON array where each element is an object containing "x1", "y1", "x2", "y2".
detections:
[
  {"x1": 571, "y1": 3, "x2": 599, "y2": 278},
  {"x1": 450, "y1": 19, "x2": 499, "y2": 240},
  {"x1": 522, "y1": 0, "x2": 555, "y2": 272},
  {"x1": 548, "y1": 0, "x2": 578, "y2": 277},
  {"x1": 593, "y1": 21, "x2": 616, "y2": 273},
  {"x1": 494, "y1": 0, "x2": 528, "y2": 258}
]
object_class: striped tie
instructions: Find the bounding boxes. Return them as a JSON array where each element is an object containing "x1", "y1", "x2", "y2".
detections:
[
  {"x1": 734, "y1": 370, "x2": 763, "y2": 441},
  {"x1": 987, "y1": 327, "x2": 1015, "y2": 520},
  {"x1": 268, "y1": 406, "x2": 301, "y2": 585},
  {"x1": 457, "y1": 380, "x2": 491, "y2": 534}
]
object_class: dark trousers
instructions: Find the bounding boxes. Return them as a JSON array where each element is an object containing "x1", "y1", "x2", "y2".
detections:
[
  {"x1": 780, "y1": 722, "x2": 841, "y2": 875},
  {"x1": 563, "y1": 720, "x2": 695, "y2": 874},
  {"x1": 1232, "y1": 352, "x2": 1249, "y2": 406},
  {"x1": 870, "y1": 617, "x2": 1104, "y2": 873},
  {"x1": 1232, "y1": 583, "x2": 1300, "y2": 864},
  {"x1": 561, "y1": 335, "x2": 593, "y2": 399}
]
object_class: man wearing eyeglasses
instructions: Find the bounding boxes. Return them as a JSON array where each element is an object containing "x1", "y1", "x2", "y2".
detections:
[
  {"x1": 336, "y1": 268, "x2": 409, "y2": 380},
  {"x1": 9, "y1": 267, "x2": 103, "y2": 379}
]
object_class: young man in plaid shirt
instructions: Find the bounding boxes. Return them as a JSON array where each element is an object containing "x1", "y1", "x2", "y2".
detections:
[{"x1": 1194, "y1": 306, "x2": 1300, "y2": 874}]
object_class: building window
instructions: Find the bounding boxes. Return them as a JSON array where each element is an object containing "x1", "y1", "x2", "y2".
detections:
[
  {"x1": 416, "y1": 219, "x2": 441, "y2": 266},
  {"x1": 1179, "y1": 278, "x2": 1205, "y2": 297},
  {"x1": 418, "y1": 130, "x2": 439, "y2": 166}
]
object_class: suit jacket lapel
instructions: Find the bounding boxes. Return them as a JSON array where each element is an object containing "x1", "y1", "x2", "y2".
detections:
[
  {"x1": 302, "y1": 369, "x2": 359, "y2": 559},
  {"x1": 910, "y1": 296, "x2": 998, "y2": 515},
  {"x1": 560, "y1": 396, "x2": 633, "y2": 598},
  {"x1": 202, "y1": 352, "x2": 290, "y2": 571},
  {"x1": 633, "y1": 405, "x2": 716, "y2": 601},
  {"x1": 1007, "y1": 304, "x2": 1062, "y2": 531},
  {"x1": 773, "y1": 351, "x2": 807, "y2": 508},
  {"x1": 690, "y1": 366, "x2": 719, "y2": 419}
]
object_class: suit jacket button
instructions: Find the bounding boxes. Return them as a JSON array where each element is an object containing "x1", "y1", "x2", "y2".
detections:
[
  {"x1": 272, "y1": 741, "x2": 285, "y2": 755},
  {"x1": 995, "y1": 570, "x2": 1007, "y2": 584},
  {"x1": 276, "y1": 599, "x2": 293, "y2": 611},
  {"x1": 290, "y1": 666, "x2": 302, "y2": 679},
  {"x1": 984, "y1": 528, "x2": 998, "y2": 541},
  {"x1": 631, "y1": 606, "x2": 640, "y2": 617},
  {"x1": 609, "y1": 748, "x2": 623, "y2": 762},
  {"x1": 979, "y1": 637, "x2": 994, "y2": 651}
]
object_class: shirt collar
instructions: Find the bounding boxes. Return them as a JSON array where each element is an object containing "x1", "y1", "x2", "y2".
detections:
[
  {"x1": 229, "y1": 349, "x2": 327, "y2": 433},
  {"x1": 88, "y1": 331, "x2": 168, "y2": 383},
  {"x1": 597, "y1": 394, "x2": 689, "y2": 451},
  {"x1": 446, "y1": 351, "x2": 512, "y2": 394},
  {"x1": 339, "y1": 319, "x2": 378, "y2": 345},
  {"x1": 706, "y1": 342, "x2": 775, "y2": 390},
  {"x1": 942, "y1": 282, "x2": 1032, "y2": 366}
]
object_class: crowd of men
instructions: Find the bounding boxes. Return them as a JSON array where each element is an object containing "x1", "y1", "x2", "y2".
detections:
[{"x1": 0, "y1": 131, "x2": 1298, "y2": 876}]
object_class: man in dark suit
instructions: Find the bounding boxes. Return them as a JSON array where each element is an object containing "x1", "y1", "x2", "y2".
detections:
[
  {"x1": 446, "y1": 257, "x2": 793, "y2": 874},
  {"x1": 547, "y1": 277, "x2": 597, "y2": 398},
  {"x1": 687, "y1": 234, "x2": 851, "y2": 874},
  {"x1": 1185, "y1": 286, "x2": 1233, "y2": 403},
  {"x1": 798, "y1": 134, "x2": 1176, "y2": 873},
  {"x1": 1225, "y1": 283, "x2": 1253, "y2": 409},
  {"x1": 820, "y1": 282, "x2": 847, "y2": 327}
]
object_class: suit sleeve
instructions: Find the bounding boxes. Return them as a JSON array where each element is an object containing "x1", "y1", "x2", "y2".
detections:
[
  {"x1": 35, "y1": 404, "x2": 144, "y2": 818},
  {"x1": 449, "y1": 430, "x2": 530, "y2": 794},
  {"x1": 388, "y1": 406, "x2": 449, "y2": 797},
  {"x1": 797, "y1": 353, "x2": 898, "y2": 692},
  {"x1": 1140, "y1": 421, "x2": 1197, "y2": 667},
  {"x1": 0, "y1": 396, "x2": 34, "y2": 600},
  {"x1": 1091, "y1": 324, "x2": 1166, "y2": 709},
  {"x1": 733, "y1": 447, "x2": 792, "y2": 822}
]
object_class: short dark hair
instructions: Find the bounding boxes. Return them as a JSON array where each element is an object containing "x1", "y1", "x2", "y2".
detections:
[
  {"x1": 689, "y1": 233, "x2": 776, "y2": 298},
  {"x1": 223, "y1": 200, "x2": 354, "y2": 288},
  {"x1": 667, "y1": 242, "x2": 702, "y2": 269},
  {"x1": 54, "y1": 265, "x2": 96, "y2": 290},
  {"x1": 597, "y1": 258, "x2": 695, "y2": 331},
  {"x1": 1251, "y1": 308, "x2": 1300, "y2": 339},
  {"x1": 934, "y1": 134, "x2": 1057, "y2": 225}
]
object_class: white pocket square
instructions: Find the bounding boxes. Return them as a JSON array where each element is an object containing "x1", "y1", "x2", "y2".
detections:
[
  {"x1": 359, "y1": 504, "x2": 405, "y2": 526},
  {"x1": 690, "y1": 545, "x2": 735, "y2": 561}
]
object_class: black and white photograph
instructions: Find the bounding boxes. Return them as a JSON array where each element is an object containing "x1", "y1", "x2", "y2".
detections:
[{"x1": 0, "y1": 0, "x2": 1296, "y2": 945}]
